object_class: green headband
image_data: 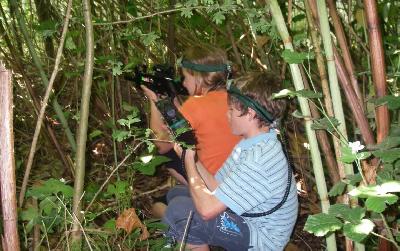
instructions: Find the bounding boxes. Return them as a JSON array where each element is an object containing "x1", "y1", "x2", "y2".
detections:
[
  {"x1": 227, "y1": 81, "x2": 274, "y2": 123},
  {"x1": 180, "y1": 59, "x2": 231, "y2": 73}
]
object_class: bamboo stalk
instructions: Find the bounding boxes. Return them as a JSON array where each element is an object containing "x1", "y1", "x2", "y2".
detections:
[
  {"x1": 70, "y1": 0, "x2": 95, "y2": 246},
  {"x1": 265, "y1": 1, "x2": 337, "y2": 250},
  {"x1": 362, "y1": 0, "x2": 390, "y2": 144},
  {"x1": 0, "y1": 64, "x2": 20, "y2": 251},
  {"x1": 8, "y1": 0, "x2": 77, "y2": 152},
  {"x1": 18, "y1": 0, "x2": 73, "y2": 207}
]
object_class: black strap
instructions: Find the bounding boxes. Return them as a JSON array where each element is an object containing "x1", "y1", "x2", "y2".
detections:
[{"x1": 229, "y1": 134, "x2": 293, "y2": 218}]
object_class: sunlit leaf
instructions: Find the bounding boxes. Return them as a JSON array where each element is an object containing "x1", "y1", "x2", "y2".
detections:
[
  {"x1": 343, "y1": 219, "x2": 374, "y2": 242},
  {"x1": 304, "y1": 213, "x2": 343, "y2": 236},
  {"x1": 329, "y1": 204, "x2": 365, "y2": 223}
]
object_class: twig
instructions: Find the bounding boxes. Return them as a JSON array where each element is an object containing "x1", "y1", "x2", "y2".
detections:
[
  {"x1": 94, "y1": 6, "x2": 208, "y2": 26},
  {"x1": 132, "y1": 182, "x2": 171, "y2": 200},
  {"x1": 179, "y1": 210, "x2": 193, "y2": 251},
  {"x1": 19, "y1": 0, "x2": 73, "y2": 207}
]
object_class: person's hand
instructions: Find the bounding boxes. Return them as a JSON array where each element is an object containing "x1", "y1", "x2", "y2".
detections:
[
  {"x1": 140, "y1": 85, "x2": 158, "y2": 102},
  {"x1": 173, "y1": 143, "x2": 196, "y2": 160}
]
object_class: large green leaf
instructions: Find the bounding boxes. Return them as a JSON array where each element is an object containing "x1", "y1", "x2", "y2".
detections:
[
  {"x1": 304, "y1": 213, "x2": 343, "y2": 236},
  {"x1": 328, "y1": 204, "x2": 365, "y2": 223},
  {"x1": 365, "y1": 195, "x2": 398, "y2": 213},
  {"x1": 343, "y1": 219, "x2": 374, "y2": 242}
]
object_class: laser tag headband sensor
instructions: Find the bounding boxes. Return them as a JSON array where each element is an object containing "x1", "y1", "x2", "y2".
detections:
[
  {"x1": 179, "y1": 58, "x2": 232, "y2": 75},
  {"x1": 227, "y1": 80, "x2": 275, "y2": 123}
]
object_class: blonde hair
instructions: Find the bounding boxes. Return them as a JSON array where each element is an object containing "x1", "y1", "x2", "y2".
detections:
[{"x1": 181, "y1": 45, "x2": 229, "y2": 94}]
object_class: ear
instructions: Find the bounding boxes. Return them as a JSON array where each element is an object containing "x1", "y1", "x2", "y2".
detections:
[{"x1": 247, "y1": 108, "x2": 257, "y2": 120}]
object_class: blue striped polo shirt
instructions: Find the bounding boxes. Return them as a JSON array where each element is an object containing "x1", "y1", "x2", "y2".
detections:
[{"x1": 214, "y1": 131, "x2": 298, "y2": 250}]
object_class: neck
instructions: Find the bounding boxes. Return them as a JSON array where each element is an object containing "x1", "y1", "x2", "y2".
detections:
[{"x1": 243, "y1": 126, "x2": 270, "y2": 139}]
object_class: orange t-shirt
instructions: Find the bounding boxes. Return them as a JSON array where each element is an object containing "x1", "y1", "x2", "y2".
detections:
[{"x1": 179, "y1": 91, "x2": 241, "y2": 175}]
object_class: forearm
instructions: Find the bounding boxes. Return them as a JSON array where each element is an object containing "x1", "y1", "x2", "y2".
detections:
[
  {"x1": 185, "y1": 153, "x2": 225, "y2": 220},
  {"x1": 195, "y1": 161, "x2": 219, "y2": 191},
  {"x1": 149, "y1": 101, "x2": 173, "y2": 153}
]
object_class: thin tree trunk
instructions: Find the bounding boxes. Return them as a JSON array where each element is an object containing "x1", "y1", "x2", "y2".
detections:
[
  {"x1": 0, "y1": 64, "x2": 20, "y2": 251},
  {"x1": 326, "y1": 0, "x2": 364, "y2": 105},
  {"x1": 167, "y1": 0, "x2": 176, "y2": 66},
  {"x1": 265, "y1": 1, "x2": 337, "y2": 250},
  {"x1": 70, "y1": 0, "x2": 94, "y2": 247},
  {"x1": 362, "y1": 0, "x2": 390, "y2": 144}
]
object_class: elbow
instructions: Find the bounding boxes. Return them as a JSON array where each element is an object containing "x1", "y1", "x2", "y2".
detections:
[{"x1": 198, "y1": 206, "x2": 218, "y2": 221}]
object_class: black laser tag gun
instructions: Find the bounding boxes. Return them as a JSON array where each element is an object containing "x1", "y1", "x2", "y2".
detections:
[{"x1": 155, "y1": 97, "x2": 197, "y2": 147}]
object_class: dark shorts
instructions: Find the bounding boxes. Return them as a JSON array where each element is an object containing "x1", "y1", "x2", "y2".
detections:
[{"x1": 163, "y1": 187, "x2": 250, "y2": 250}]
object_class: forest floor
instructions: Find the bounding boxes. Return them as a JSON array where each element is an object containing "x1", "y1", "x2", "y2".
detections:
[{"x1": 132, "y1": 166, "x2": 327, "y2": 251}]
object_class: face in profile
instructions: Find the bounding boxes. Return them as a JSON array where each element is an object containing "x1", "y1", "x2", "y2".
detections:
[{"x1": 182, "y1": 69, "x2": 199, "y2": 96}]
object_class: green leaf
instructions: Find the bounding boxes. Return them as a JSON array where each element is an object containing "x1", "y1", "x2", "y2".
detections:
[
  {"x1": 380, "y1": 181, "x2": 400, "y2": 193},
  {"x1": 373, "y1": 136, "x2": 400, "y2": 150},
  {"x1": 212, "y1": 11, "x2": 225, "y2": 25},
  {"x1": 112, "y1": 130, "x2": 130, "y2": 142},
  {"x1": 311, "y1": 117, "x2": 340, "y2": 133},
  {"x1": 20, "y1": 206, "x2": 39, "y2": 222},
  {"x1": 103, "y1": 218, "x2": 116, "y2": 231},
  {"x1": 282, "y1": 49, "x2": 314, "y2": 64},
  {"x1": 39, "y1": 196, "x2": 57, "y2": 215},
  {"x1": 89, "y1": 130, "x2": 103, "y2": 140},
  {"x1": 347, "y1": 174, "x2": 363, "y2": 186},
  {"x1": 112, "y1": 61, "x2": 123, "y2": 76},
  {"x1": 343, "y1": 219, "x2": 374, "y2": 242},
  {"x1": 373, "y1": 148, "x2": 400, "y2": 163},
  {"x1": 304, "y1": 213, "x2": 343, "y2": 236},
  {"x1": 27, "y1": 178, "x2": 73, "y2": 199},
  {"x1": 141, "y1": 32, "x2": 159, "y2": 46},
  {"x1": 340, "y1": 145, "x2": 357, "y2": 163},
  {"x1": 328, "y1": 182, "x2": 347, "y2": 197},
  {"x1": 374, "y1": 95, "x2": 400, "y2": 110},
  {"x1": 294, "y1": 89, "x2": 323, "y2": 99},
  {"x1": 65, "y1": 36, "x2": 76, "y2": 50},
  {"x1": 365, "y1": 195, "x2": 398, "y2": 213},
  {"x1": 329, "y1": 204, "x2": 365, "y2": 223},
  {"x1": 133, "y1": 155, "x2": 171, "y2": 176},
  {"x1": 20, "y1": 206, "x2": 39, "y2": 233},
  {"x1": 181, "y1": 8, "x2": 194, "y2": 18}
]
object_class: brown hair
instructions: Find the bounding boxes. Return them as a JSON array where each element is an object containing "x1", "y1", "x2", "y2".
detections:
[
  {"x1": 228, "y1": 72, "x2": 288, "y2": 127},
  {"x1": 182, "y1": 45, "x2": 229, "y2": 93}
]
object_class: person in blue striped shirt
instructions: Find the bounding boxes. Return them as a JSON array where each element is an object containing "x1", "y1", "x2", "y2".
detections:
[{"x1": 164, "y1": 72, "x2": 298, "y2": 250}]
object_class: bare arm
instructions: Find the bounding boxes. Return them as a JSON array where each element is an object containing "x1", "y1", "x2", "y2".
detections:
[
  {"x1": 141, "y1": 85, "x2": 173, "y2": 154},
  {"x1": 183, "y1": 149, "x2": 226, "y2": 220}
]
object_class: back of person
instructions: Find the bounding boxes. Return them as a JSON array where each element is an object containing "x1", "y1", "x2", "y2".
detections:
[
  {"x1": 216, "y1": 132, "x2": 298, "y2": 250},
  {"x1": 180, "y1": 91, "x2": 241, "y2": 175}
]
